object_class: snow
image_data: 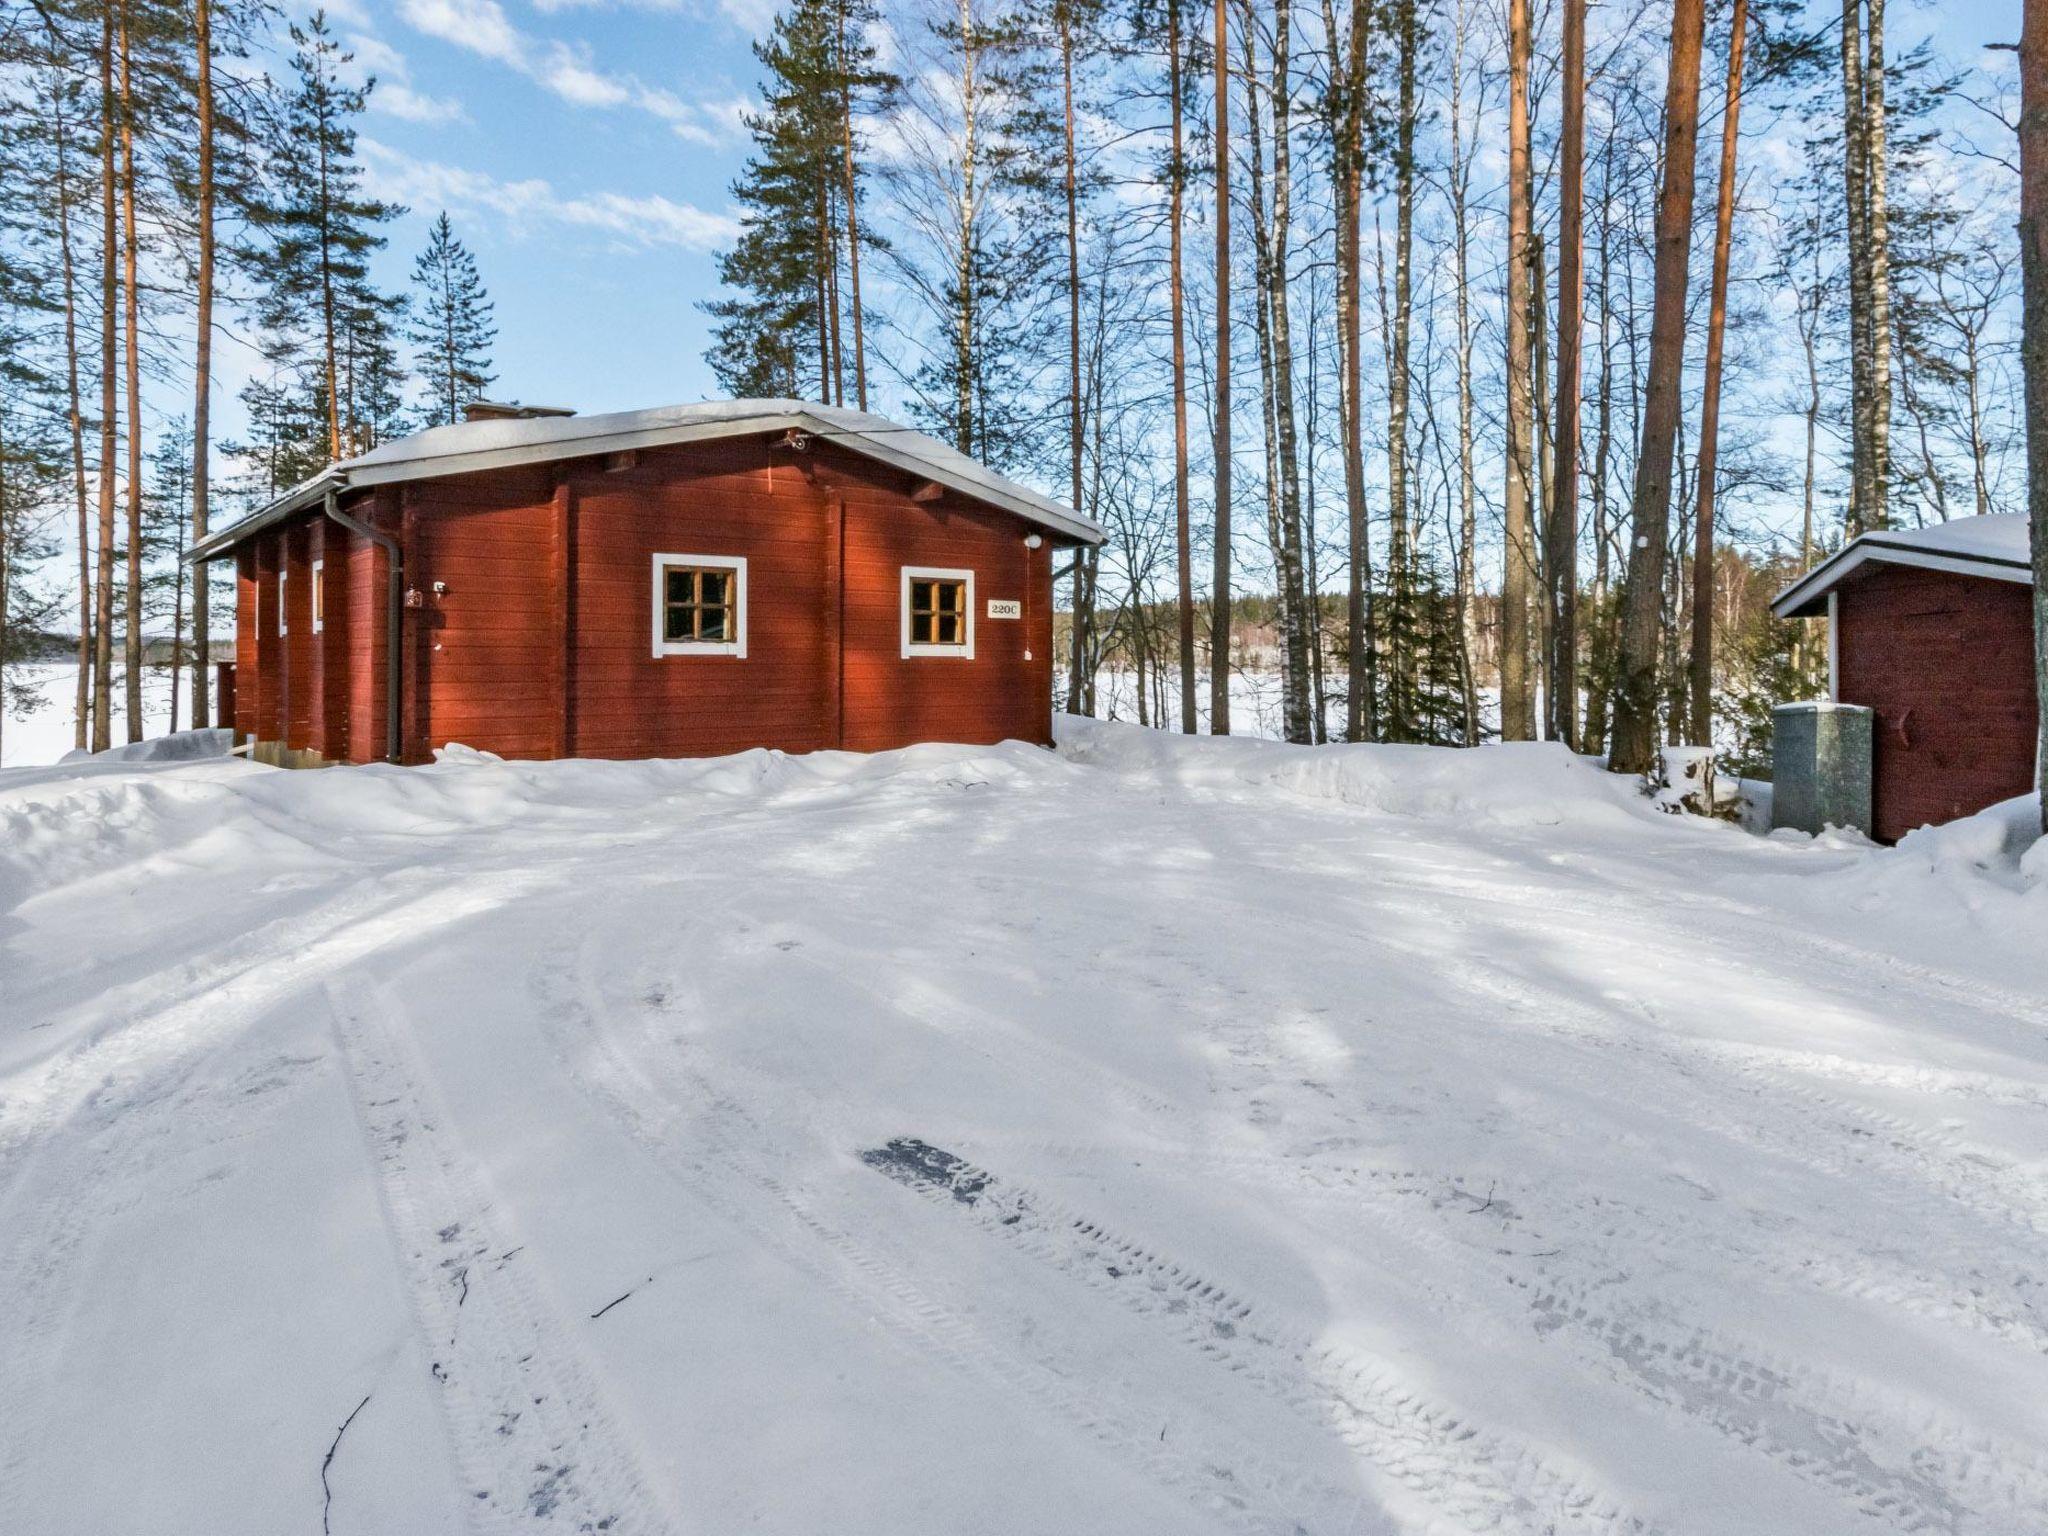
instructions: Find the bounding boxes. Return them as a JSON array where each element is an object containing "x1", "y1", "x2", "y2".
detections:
[
  {"x1": 0, "y1": 662, "x2": 189, "y2": 770},
  {"x1": 1772, "y1": 513, "x2": 2033, "y2": 617},
  {"x1": 1861, "y1": 513, "x2": 2032, "y2": 564},
  {"x1": 3, "y1": 722, "x2": 2046, "y2": 1535}
]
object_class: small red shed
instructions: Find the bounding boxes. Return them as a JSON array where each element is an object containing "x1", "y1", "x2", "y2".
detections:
[
  {"x1": 187, "y1": 400, "x2": 1103, "y2": 766},
  {"x1": 1772, "y1": 515, "x2": 2038, "y2": 843}
]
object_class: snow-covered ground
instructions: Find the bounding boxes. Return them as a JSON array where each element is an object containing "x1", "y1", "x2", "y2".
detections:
[
  {"x1": 2, "y1": 723, "x2": 2045, "y2": 1535},
  {"x1": 1, "y1": 662, "x2": 189, "y2": 768}
]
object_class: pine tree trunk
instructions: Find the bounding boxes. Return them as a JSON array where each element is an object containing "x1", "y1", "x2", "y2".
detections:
[
  {"x1": 1061, "y1": 9, "x2": 1094, "y2": 716},
  {"x1": 2021, "y1": 0, "x2": 2048, "y2": 837},
  {"x1": 1169, "y1": 0, "x2": 1196, "y2": 732},
  {"x1": 1584, "y1": 128, "x2": 1616, "y2": 752},
  {"x1": 1546, "y1": 0, "x2": 1586, "y2": 750},
  {"x1": 815, "y1": 172, "x2": 834, "y2": 403},
  {"x1": 1687, "y1": 0, "x2": 1745, "y2": 748},
  {"x1": 1209, "y1": 0, "x2": 1233, "y2": 734},
  {"x1": 837, "y1": 0, "x2": 869, "y2": 412},
  {"x1": 317, "y1": 90, "x2": 343, "y2": 461},
  {"x1": 120, "y1": 0, "x2": 145, "y2": 742},
  {"x1": 955, "y1": 0, "x2": 978, "y2": 454},
  {"x1": 1243, "y1": 11, "x2": 1283, "y2": 675},
  {"x1": 1840, "y1": 0, "x2": 1874, "y2": 535},
  {"x1": 1862, "y1": 0, "x2": 1891, "y2": 531},
  {"x1": 1500, "y1": 0, "x2": 1537, "y2": 741},
  {"x1": 191, "y1": 0, "x2": 215, "y2": 729},
  {"x1": 92, "y1": 6, "x2": 119, "y2": 754},
  {"x1": 1609, "y1": 0, "x2": 1706, "y2": 775},
  {"x1": 53, "y1": 87, "x2": 94, "y2": 751}
]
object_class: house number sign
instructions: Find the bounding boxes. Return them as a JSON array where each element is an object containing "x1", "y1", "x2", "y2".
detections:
[{"x1": 987, "y1": 599, "x2": 1022, "y2": 620}]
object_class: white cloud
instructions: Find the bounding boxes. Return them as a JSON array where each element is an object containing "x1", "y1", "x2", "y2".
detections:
[
  {"x1": 376, "y1": 81, "x2": 470, "y2": 124},
  {"x1": 360, "y1": 139, "x2": 740, "y2": 252},
  {"x1": 395, "y1": 0, "x2": 751, "y2": 142},
  {"x1": 527, "y1": 0, "x2": 778, "y2": 34},
  {"x1": 341, "y1": 28, "x2": 469, "y2": 125},
  {"x1": 398, "y1": 0, "x2": 527, "y2": 68}
]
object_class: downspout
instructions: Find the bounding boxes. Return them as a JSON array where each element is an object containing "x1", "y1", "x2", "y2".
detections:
[{"x1": 321, "y1": 481, "x2": 404, "y2": 763}]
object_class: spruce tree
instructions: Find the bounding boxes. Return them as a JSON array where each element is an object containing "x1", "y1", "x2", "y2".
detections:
[{"x1": 407, "y1": 212, "x2": 496, "y2": 428}]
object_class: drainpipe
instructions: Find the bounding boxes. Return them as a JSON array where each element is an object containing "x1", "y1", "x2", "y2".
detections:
[{"x1": 320, "y1": 482, "x2": 404, "y2": 763}]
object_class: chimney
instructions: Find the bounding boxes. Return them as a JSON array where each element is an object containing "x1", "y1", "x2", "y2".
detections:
[{"x1": 463, "y1": 400, "x2": 577, "y2": 423}]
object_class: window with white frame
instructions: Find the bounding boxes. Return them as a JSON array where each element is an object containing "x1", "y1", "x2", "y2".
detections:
[
  {"x1": 311, "y1": 559, "x2": 325, "y2": 634},
  {"x1": 901, "y1": 566, "x2": 974, "y2": 658},
  {"x1": 651, "y1": 553, "x2": 747, "y2": 657},
  {"x1": 277, "y1": 568, "x2": 287, "y2": 636}
]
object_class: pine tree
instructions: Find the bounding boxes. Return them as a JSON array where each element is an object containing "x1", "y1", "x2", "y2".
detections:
[
  {"x1": 0, "y1": 151, "x2": 67, "y2": 755},
  {"x1": 706, "y1": 0, "x2": 893, "y2": 403},
  {"x1": 258, "y1": 10, "x2": 402, "y2": 464},
  {"x1": 407, "y1": 212, "x2": 495, "y2": 428}
]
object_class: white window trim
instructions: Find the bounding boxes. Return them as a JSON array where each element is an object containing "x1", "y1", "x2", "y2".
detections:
[
  {"x1": 651, "y1": 552, "x2": 748, "y2": 658},
  {"x1": 901, "y1": 565, "x2": 975, "y2": 659},
  {"x1": 310, "y1": 559, "x2": 325, "y2": 634},
  {"x1": 277, "y1": 567, "x2": 287, "y2": 637}
]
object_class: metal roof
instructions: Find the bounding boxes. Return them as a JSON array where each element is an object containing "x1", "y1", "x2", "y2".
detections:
[
  {"x1": 1769, "y1": 515, "x2": 2032, "y2": 619},
  {"x1": 188, "y1": 400, "x2": 1105, "y2": 562}
]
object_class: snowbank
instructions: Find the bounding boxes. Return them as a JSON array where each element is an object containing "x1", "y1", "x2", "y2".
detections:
[
  {"x1": 58, "y1": 728, "x2": 236, "y2": 766},
  {"x1": 1056, "y1": 714, "x2": 1652, "y2": 830}
]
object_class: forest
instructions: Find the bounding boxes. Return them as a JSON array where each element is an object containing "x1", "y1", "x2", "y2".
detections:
[{"x1": 0, "y1": 0, "x2": 2032, "y2": 776}]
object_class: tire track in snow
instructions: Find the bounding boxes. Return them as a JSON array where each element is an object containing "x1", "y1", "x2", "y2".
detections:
[
  {"x1": 548, "y1": 932, "x2": 1670, "y2": 1536},
  {"x1": 0, "y1": 1036, "x2": 327, "y2": 1531},
  {"x1": 0, "y1": 867, "x2": 519, "y2": 1200},
  {"x1": 948, "y1": 1135, "x2": 2048, "y2": 1519},
  {"x1": 532, "y1": 934, "x2": 1378, "y2": 1536},
  {"x1": 859, "y1": 1139, "x2": 1656, "y2": 1536},
  {"x1": 326, "y1": 975, "x2": 681, "y2": 1535},
  {"x1": 1016, "y1": 1135, "x2": 2048, "y2": 1359},
  {"x1": 1143, "y1": 861, "x2": 2048, "y2": 1264}
]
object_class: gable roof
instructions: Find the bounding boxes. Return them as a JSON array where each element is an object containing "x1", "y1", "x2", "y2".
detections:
[
  {"x1": 188, "y1": 400, "x2": 1104, "y2": 562},
  {"x1": 1770, "y1": 515, "x2": 2032, "y2": 619}
]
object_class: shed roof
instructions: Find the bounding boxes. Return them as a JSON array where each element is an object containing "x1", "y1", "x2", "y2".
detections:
[
  {"x1": 189, "y1": 400, "x2": 1104, "y2": 562},
  {"x1": 1770, "y1": 515, "x2": 2033, "y2": 619}
]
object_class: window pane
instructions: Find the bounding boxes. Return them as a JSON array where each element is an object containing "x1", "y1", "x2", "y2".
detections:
[
  {"x1": 667, "y1": 569, "x2": 692, "y2": 604},
  {"x1": 938, "y1": 613, "x2": 960, "y2": 644},
  {"x1": 665, "y1": 605, "x2": 691, "y2": 642},
  {"x1": 911, "y1": 579, "x2": 934, "y2": 613},
  {"x1": 939, "y1": 581, "x2": 963, "y2": 615},
  {"x1": 700, "y1": 571, "x2": 728, "y2": 607},
  {"x1": 700, "y1": 607, "x2": 726, "y2": 641}
]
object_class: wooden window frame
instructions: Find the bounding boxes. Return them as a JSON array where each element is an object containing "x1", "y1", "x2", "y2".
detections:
[
  {"x1": 310, "y1": 558, "x2": 324, "y2": 635},
  {"x1": 901, "y1": 566, "x2": 975, "y2": 659},
  {"x1": 651, "y1": 552, "x2": 748, "y2": 658}
]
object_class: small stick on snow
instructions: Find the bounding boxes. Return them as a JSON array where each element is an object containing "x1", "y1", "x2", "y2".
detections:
[
  {"x1": 321, "y1": 1393, "x2": 373, "y2": 1536},
  {"x1": 590, "y1": 1289, "x2": 636, "y2": 1320}
]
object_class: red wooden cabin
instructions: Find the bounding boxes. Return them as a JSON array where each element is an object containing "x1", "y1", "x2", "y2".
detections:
[
  {"x1": 1773, "y1": 515, "x2": 2038, "y2": 843},
  {"x1": 188, "y1": 401, "x2": 1103, "y2": 766}
]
